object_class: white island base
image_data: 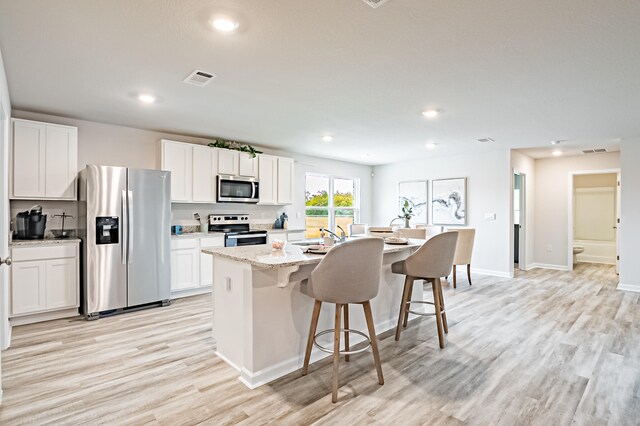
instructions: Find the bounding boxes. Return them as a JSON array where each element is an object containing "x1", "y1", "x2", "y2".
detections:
[{"x1": 204, "y1": 242, "x2": 423, "y2": 389}]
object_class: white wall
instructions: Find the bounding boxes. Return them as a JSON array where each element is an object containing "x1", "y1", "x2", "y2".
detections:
[
  {"x1": 372, "y1": 150, "x2": 512, "y2": 277},
  {"x1": 619, "y1": 138, "x2": 640, "y2": 292},
  {"x1": 10, "y1": 110, "x2": 373, "y2": 232},
  {"x1": 533, "y1": 152, "x2": 619, "y2": 268},
  {"x1": 510, "y1": 151, "x2": 536, "y2": 271}
]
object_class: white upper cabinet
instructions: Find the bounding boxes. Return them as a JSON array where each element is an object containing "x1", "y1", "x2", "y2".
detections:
[
  {"x1": 277, "y1": 157, "x2": 294, "y2": 205},
  {"x1": 239, "y1": 152, "x2": 258, "y2": 178},
  {"x1": 160, "y1": 140, "x2": 193, "y2": 202},
  {"x1": 218, "y1": 149, "x2": 239, "y2": 175},
  {"x1": 192, "y1": 145, "x2": 218, "y2": 202},
  {"x1": 12, "y1": 119, "x2": 77, "y2": 200},
  {"x1": 258, "y1": 154, "x2": 278, "y2": 204}
]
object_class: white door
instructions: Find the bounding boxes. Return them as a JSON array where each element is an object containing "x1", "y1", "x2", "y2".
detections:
[
  {"x1": 277, "y1": 157, "x2": 294, "y2": 204},
  {"x1": 11, "y1": 260, "x2": 46, "y2": 315},
  {"x1": 616, "y1": 173, "x2": 621, "y2": 274},
  {"x1": 238, "y1": 153, "x2": 258, "y2": 177},
  {"x1": 171, "y1": 248, "x2": 200, "y2": 291},
  {"x1": 258, "y1": 154, "x2": 278, "y2": 204},
  {"x1": 161, "y1": 140, "x2": 192, "y2": 202},
  {"x1": 45, "y1": 258, "x2": 77, "y2": 310},
  {"x1": 12, "y1": 119, "x2": 46, "y2": 198},
  {"x1": 218, "y1": 149, "x2": 239, "y2": 176},
  {"x1": 44, "y1": 124, "x2": 77, "y2": 199},
  {"x1": 192, "y1": 145, "x2": 217, "y2": 202}
]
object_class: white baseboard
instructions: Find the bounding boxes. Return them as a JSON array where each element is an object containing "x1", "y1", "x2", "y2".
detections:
[
  {"x1": 617, "y1": 283, "x2": 640, "y2": 293},
  {"x1": 470, "y1": 268, "x2": 512, "y2": 278},
  {"x1": 10, "y1": 308, "x2": 80, "y2": 326},
  {"x1": 233, "y1": 317, "x2": 400, "y2": 389},
  {"x1": 171, "y1": 286, "x2": 211, "y2": 300},
  {"x1": 529, "y1": 263, "x2": 571, "y2": 271}
]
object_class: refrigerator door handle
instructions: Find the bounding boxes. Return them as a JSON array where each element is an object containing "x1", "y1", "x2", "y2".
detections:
[
  {"x1": 127, "y1": 190, "x2": 133, "y2": 263},
  {"x1": 121, "y1": 190, "x2": 128, "y2": 264}
]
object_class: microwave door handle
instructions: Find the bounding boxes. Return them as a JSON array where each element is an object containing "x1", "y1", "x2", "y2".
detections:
[
  {"x1": 121, "y1": 190, "x2": 128, "y2": 264},
  {"x1": 251, "y1": 182, "x2": 256, "y2": 199}
]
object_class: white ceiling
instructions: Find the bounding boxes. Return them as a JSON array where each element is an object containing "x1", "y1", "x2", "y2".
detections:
[{"x1": 0, "y1": 0, "x2": 638, "y2": 165}]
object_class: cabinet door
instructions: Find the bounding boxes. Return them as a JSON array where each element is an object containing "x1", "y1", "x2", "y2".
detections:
[
  {"x1": 12, "y1": 119, "x2": 46, "y2": 198},
  {"x1": 171, "y1": 248, "x2": 200, "y2": 291},
  {"x1": 218, "y1": 149, "x2": 239, "y2": 175},
  {"x1": 239, "y1": 153, "x2": 258, "y2": 177},
  {"x1": 199, "y1": 237, "x2": 224, "y2": 287},
  {"x1": 161, "y1": 140, "x2": 193, "y2": 202},
  {"x1": 192, "y1": 145, "x2": 218, "y2": 202},
  {"x1": 258, "y1": 155, "x2": 278, "y2": 204},
  {"x1": 277, "y1": 157, "x2": 294, "y2": 204},
  {"x1": 11, "y1": 260, "x2": 47, "y2": 316},
  {"x1": 45, "y1": 258, "x2": 78, "y2": 310},
  {"x1": 45, "y1": 125, "x2": 78, "y2": 199}
]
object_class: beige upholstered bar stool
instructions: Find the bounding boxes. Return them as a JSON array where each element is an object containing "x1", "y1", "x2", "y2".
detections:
[
  {"x1": 391, "y1": 231, "x2": 459, "y2": 348},
  {"x1": 301, "y1": 237, "x2": 385, "y2": 403},
  {"x1": 448, "y1": 228, "x2": 476, "y2": 288}
]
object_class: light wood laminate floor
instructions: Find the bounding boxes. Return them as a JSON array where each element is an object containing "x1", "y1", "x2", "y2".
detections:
[{"x1": 1, "y1": 263, "x2": 638, "y2": 425}]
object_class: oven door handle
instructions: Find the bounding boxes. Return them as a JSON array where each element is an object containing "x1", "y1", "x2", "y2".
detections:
[{"x1": 227, "y1": 234, "x2": 268, "y2": 239}]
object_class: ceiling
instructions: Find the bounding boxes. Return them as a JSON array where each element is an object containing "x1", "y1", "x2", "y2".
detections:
[{"x1": 0, "y1": 0, "x2": 638, "y2": 165}]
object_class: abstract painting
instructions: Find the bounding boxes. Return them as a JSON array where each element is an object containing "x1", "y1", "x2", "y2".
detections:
[
  {"x1": 398, "y1": 181, "x2": 428, "y2": 225},
  {"x1": 432, "y1": 178, "x2": 467, "y2": 225}
]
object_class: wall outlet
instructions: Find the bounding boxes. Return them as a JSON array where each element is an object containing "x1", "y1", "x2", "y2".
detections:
[{"x1": 547, "y1": 245, "x2": 553, "y2": 252}]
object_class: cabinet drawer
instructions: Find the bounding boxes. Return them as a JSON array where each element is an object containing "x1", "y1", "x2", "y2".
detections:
[
  {"x1": 171, "y1": 238, "x2": 199, "y2": 250},
  {"x1": 201, "y1": 237, "x2": 224, "y2": 248},
  {"x1": 12, "y1": 244, "x2": 77, "y2": 262}
]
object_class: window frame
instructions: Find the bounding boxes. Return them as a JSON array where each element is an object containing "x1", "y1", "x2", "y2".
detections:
[{"x1": 305, "y1": 173, "x2": 360, "y2": 236}]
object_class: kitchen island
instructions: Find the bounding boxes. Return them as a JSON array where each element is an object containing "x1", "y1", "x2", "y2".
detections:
[{"x1": 202, "y1": 240, "x2": 424, "y2": 388}]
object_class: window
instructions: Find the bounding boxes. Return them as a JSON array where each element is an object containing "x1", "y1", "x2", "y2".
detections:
[{"x1": 305, "y1": 174, "x2": 359, "y2": 239}]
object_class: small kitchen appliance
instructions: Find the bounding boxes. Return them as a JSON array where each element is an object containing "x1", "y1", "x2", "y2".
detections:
[{"x1": 14, "y1": 205, "x2": 47, "y2": 240}]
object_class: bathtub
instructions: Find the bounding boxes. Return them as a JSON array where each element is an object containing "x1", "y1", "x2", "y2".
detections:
[{"x1": 574, "y1": 239, "x2": 616, "y2": 265}]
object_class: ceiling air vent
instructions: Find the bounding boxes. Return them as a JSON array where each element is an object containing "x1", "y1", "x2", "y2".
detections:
[
  {"x1": 362, "y1": 0, "x2": 391, "y2": 8},
  {"x1": 183, "y1": 70, "x2": 216, "y2": 87},
  {"x1": 477, "y1": 138, "x2": 495, "y2": 143}
]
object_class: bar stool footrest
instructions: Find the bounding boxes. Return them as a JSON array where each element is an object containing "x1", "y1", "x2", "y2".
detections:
[
  {"x1": 314, "y1": 328, "x2": 371, "y2": 355},
  {"x1": 406, "y1": 299, "x2": 445, "y2": 317}
]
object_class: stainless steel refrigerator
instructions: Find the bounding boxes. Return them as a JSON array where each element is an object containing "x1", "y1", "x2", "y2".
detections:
[{"x1": 78, "y1": 165, "x2": 171, "y2": 319}]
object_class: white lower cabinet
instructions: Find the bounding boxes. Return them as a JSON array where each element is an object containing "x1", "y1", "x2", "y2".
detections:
[
  {"x1": 10, "y1": 243, "x2": 79, "y2": 323},
  {"x1": 171, "y1": 235, "x2": 224, "y2": 297}
]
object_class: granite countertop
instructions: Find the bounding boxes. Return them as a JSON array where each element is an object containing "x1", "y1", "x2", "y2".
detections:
[
  {"x1": 10, "y1": 238, "x2": 81, "y2": 247},
  {"x1": 171, "y1": 232, "x2": 225, "y2": 240},
  {"x1": 202, "y1": 239, "x2": 423, "y2": 269}
]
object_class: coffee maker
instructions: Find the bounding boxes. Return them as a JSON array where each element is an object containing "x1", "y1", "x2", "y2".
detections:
[{"x1": 14, "y1": 205, "x2": 47, "y2": 240}]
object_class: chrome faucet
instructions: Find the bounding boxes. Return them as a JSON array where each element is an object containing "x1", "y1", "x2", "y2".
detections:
[{"x1": 320, "y1": 227, "x2": 346, "y2": 243}]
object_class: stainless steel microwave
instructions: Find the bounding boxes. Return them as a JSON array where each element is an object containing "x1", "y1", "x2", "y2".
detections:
[{"x1": 217, "y1": 175, "x2": 260, "y2": 203}]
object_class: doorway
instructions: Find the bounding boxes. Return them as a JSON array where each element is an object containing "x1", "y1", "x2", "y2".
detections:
[
  {"x1": 568, "y1": 170, "x2": 620, "y2": 273},
  {"x1": 513, "y1": 172, "x2": 526, "y2": 271}
]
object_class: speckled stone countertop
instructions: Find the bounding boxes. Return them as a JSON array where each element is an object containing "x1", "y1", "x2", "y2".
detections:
[
  {"x1": 202, "y1": 239, "x2": 422, "y2": 269},
  {"x1": 171, "y1": 232, "x2": 225, "y2": 240},
  {"x1": 10, "y1": 238, "x2": 81, "y2": 247}
]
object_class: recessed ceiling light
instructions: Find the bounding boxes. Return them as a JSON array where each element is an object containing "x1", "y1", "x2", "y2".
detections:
[
  {"x1": 422, "y1": 109, "x2": 439, "y2": 119},
  {"x1": 211, "y1": 16, "x2": 239, "y2": 32},
  {"x1": 477, "y1": 138, "x2": 495, "y2": 143},
  {"x1": 138, "y1": 94, "x2": 156, "y2": 104},
  {"x1": 552, "y1": 150, "x2": 563, "y2": 157},
  {"x1": 322, "y1": 135, "x2": 333, "y2": 143},
  {"x1": 550, "y1": 140, "x2": 560, "y2": 145},
  {"x1": 425, "y1": 142, "x2": 438, "y2": 150}
]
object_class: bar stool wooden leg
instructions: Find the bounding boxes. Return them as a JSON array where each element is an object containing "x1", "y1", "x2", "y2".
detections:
[
  {"x1": 363, "y1": 301, "x2": 384, "y2": 385},
  {"x1": 395, "y1": 276, "x2": 412, "y2": 341},
  {"x1": 467, "y1": 264, "x2": 472, "y2": 286},
  {"x1": 437, "y1": 278, "x2": 448, "y2": 334},
  {"x1": 453, "y1": 266, "x2": 457, "y2": 289},
  {"x1": 302, "y1": 300, "x2": 322, "y2": 375},
  {"x1": 431, "y1": 280, "x2": 445, "y2": 348},
  {"x1": 332, "y1": 303, "x2": 342, "y2": 403},
  {"x1": 344, "y1": 304, "x2": 350, "y2": 362},
  {"x1": 402, "y1": 282, "x2": 411, "y2": 328}
]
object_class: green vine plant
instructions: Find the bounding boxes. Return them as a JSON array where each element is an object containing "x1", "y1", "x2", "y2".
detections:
[{"x1": 208, "y1": 139, "x2": 264, "y2": 158}]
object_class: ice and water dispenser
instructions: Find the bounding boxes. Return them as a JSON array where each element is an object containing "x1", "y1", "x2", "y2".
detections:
[{"x1": 96, "y1": 217, "x2": 119, "y2": 245}]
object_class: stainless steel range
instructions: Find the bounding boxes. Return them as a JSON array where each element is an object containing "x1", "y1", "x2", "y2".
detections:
[{"x1": 208, "y1": 214, "x2": 268, "y2": 247}]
